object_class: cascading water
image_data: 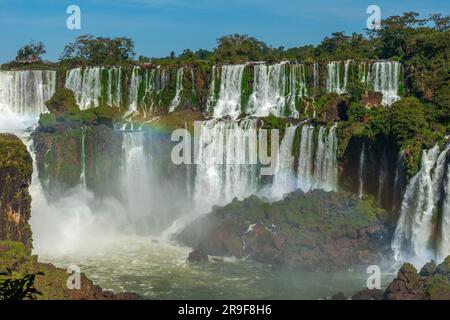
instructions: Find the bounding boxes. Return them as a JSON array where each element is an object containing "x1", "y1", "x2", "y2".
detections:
[
  {"x1": 297, "y1": 125, "x2": 315, "y2": 191},
  {"x1": 128, "y1": 66, "x2": 141, "y2": 113},
  {"x1": 326, "y1": 61, "x2": 350, "y2": 94},
  {"x1": 358, "y1": 142, "x2": 366, "y2": 199},
  {"x1": 193, "y1": 119, "x2": 259, "y2": 213},
  {"x1": 271, "y1": 125, "x2": 298, "y2": 199},
  {"x1": 65, "y1": 67, "x2": 123, "y2": 110},
  {"x1": 247, "y1": 62, "x2": 287, "y2": 117},
  {"x1": 0, "y1": 70, "x2": 56, "y2": 116},
  {"x1": 368, "y1": 61, "x2": 401, "y2": 106},
  {"x1": 206, "y1": 66, "x2": 217, "y2": 113},
  {"x1": 392, "y1": 145, "x2": 450, "y2": 265},
  {"x1": 213, "y1": 64, "x2": 246, "y2": 119},
  {"x1": 286, "y1": 64, "x2": 307, "y2": 118},
  {"x1": 80, "y1": 126, "x2": 87, "y2": 189},
  {"x1": 65, "y1": 68, "x2": 101, "y2": 110},
  {"x1": 169, "y1": 67, "x2": 184, "y2": 112},
  {"x1": 296, "y1": 124, "x2": 338, "y2": 192}
]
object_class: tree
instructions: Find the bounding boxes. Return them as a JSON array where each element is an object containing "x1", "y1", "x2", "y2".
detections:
[
  {"x1": 0, "y1": 269, "x2": 43, "y2": 300},
  {"x1": 429, "y1": 13, "x2": 450, "y2": 32},
  {"x1": 213, "y1": 34, "x2": 272, "y2": 62},
  {"x1": 60, "y1": 35, "x2": 135, "y2": 65},
  {"x1": 15, "y1": 41, "x2": 46, "y2": 63}
]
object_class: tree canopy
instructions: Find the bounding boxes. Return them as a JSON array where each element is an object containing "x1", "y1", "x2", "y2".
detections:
[
  {"x1": 60, "y1": 35, "x2": 135, "y2": 65},
  {"x1": 15, "y1": 41, "x2": 46, "y2": 63}
]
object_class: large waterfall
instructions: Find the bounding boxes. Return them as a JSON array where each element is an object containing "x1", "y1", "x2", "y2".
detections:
[
  {"x1": 65, "y1": 67, "x2": 123, "y2": 110},
  {"x1": 193, "y1": 120, "x2": 339, "y2": 213},
  {"x1": 392, "y1": 145, "x2": 450, "y2": 265},
  {"x1": 0, "y1": 70, "x2": 56, "y2": 116},
  {"x1": 193, "y1": 119, "x2": 259, "y2": 212}
]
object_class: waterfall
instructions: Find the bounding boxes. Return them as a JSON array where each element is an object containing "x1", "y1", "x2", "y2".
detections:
[
  {"x1": 121, "y1": 131, "x2": 152, "y2": 231},
  {"x1": 80, "y1": 126, "x2": 87, "y2": 189},
  {"x1": 65, "y1": 68, "x2": 101, "y2": 110},
  {"x1": 128, "y1": 67, "x2": 141, "y2": 113},
  {"x1": 440, "y1": 164, "x2": 450, "y2": 259},
  {"x1": 129, "y1": 67, "x2": 157, "y2": 115},
  {"x1": 169, "y1": 67, "x2": 184, "y2": 112},
  {"x1": 326, "y1": 61, "x2": 350, "y2": 94},
  {"x1": 247, "y1": 62, "x2": 287, "y2": 117},
  {"x1": 193, "y1": 119, "x2": 259, "y2": 213},
  {"x1": 313, "y1": 62, "x2": 319, "y2": 91},
  {"x1": 358, "y1": 142, "x2": 366, "y2": 199},
  {"x1": 297, "y1": 124, "x2": 338, "y2": 192},
  {"x1": 65, "y1": 67, "x2": 123, "y2": 110},
  {"x1": 392, "y1": 145, "x2": 450, "y2": 265},
  {"x1": 368, "y1": 61, "x2": 400, "y2": 106},
  {"x1": 314, "y1": 125, "x2": 338, "y2": 191},
  {"x1": 271, "y1": 125, "x2": 298, "y2": 199},
  {"x1": 286, "y1": 64, "x2": 307, "y2": 117},
  {"x1": 0, "y1": 70, "x2": 56, "y2": 116},
  {"x1": 297, "y1": 125, "x2": 315, "y2": 192},
  {"x1": 206, "y1": 66, "x2": 216, "y2": 113},
  {"x1": 213, "y1": 64, "x2": 246, "y2": 119}
]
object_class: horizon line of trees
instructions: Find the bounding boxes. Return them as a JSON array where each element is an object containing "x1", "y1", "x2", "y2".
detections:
[{"x1": 11, "y1": 12, "x2": 449, "y2": 66}]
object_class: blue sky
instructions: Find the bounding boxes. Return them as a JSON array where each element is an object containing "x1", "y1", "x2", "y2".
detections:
[{"x1": 0, "y1": 0, "x2": 448, "y2": 62}]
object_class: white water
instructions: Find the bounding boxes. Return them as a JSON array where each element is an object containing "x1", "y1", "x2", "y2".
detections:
[
  {"x1": 0, "y1": 70, "x2": 56, "y2": 116},
  {"x1": 169, "y1": 67, "x2": 184, "y2": 112},
  {"x1": 286, "y1": 64, "x2": 307, "y2": 118},
  {"x1": 193, "y1": 119, "x2": 259, "y2": 213},
  {"x1": 392, "y1": 145, "x2": 450, "y2": 266},
  {"x1": 368, "y1": 61, "x2": 400, "y2": 106},
  {"x1": 206, "y1": 66, "x2": 216, "y2": 113},
  {"x1": 326, "y1": 61, "x2": 350, "y2": 94},
  {"x1": 213, "y1": 64, "x2": 246, "y2": 119},
  {"x1": 271, "y1": 125, "x2": 298, "y2": 199},
  {"x1": 358, "y1": 142, "x2": 366, "y2": 199},
  {"x1": 65, "y1": 67, "x2": 123, "y2": 110},
  {"x1": 247, "y1": 62, "x2": 287, "y2": 117},
  {"x1": 297, "y1": 125, "x2": 315, "y2": 192},
  {"x1": 128, "y1": 67, "x2": 141, "y2": 114}
]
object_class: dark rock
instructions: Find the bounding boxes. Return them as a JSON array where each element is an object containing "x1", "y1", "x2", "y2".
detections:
[
  {"x1": 331, "y1": 292, "x2": 347, "y2": 300},
  {"x1": 435, "y1": 256, "x2": 450, "y2": 275},
  {"x1": 384, "y1": 263, "x2": 425, "y2": 300},
  {"x1": 419, "y1": 260, "x2": 437, "y2": 276},
  {"x1": 351, "y1": 289, "x2": 384, "y2": 300},
  {"x1": 178, "y1": 189, "x2": 390, "y2": 271},
  {"x1": 187, "y1": 250, "x2": 209, "y2": 264}
]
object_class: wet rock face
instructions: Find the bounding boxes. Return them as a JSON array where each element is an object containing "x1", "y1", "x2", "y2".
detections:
[
  {"x1": 178, "y1": 190, "x2": 391, "y2": 271},
  {"x1": 32, "y1": 124, "x2": 123, "y2": 197},
  {"x1": 187, "y1": 250, "x2": 209, "y2": 264},
  {"x1": 0, "y1": 134, "x2": 33, "y2": 252}
]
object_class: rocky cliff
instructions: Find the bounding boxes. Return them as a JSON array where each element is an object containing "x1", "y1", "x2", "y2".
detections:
[
  {"x1": 0, "y1": 134, "x2": 33, "y2": 252},
  {"x1": 0, "y1": 133, "x2": 139, "y2": 300},
  {"x1": 178, "y1": 189, "x2": 391, "y2": 271}
]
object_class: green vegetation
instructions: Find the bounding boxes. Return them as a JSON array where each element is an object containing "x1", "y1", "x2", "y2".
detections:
[
  {"x1": 60, "y1": 34, "x2": 135, "y2": 65},
  {"x1": 15, "y1": 41, "x2": 46, "y2": 63},
  {"x1": 0, "y1": 269, "x2": 43, "y2": 300}
]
